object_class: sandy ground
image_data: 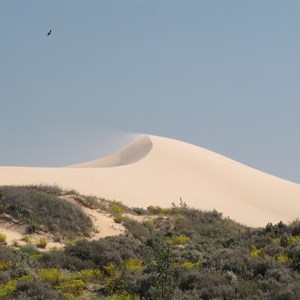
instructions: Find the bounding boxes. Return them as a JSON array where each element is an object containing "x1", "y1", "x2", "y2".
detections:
[
  {"x1": 1, "y1": 134, "x2": 300, "y2": 227},
  {"x1": 62, "y1": 195, "x2": 126, "y2": 239}
]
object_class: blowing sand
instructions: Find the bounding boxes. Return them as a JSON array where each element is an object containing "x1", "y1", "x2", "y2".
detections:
[{"x1": 1, "y1": 134, "x2": 300, "y2": 227}]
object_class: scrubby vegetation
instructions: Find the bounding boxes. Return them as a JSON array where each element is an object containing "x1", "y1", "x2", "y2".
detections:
[
  {"x1": 1, "y1": 186, "x2": 300, "y2": 299},
  {"x1": 0, "y1": 234, "x2": 6, "y2": 245},
  {"x1": 0, "y1": 186, "x2": 93, "y2": 239}
]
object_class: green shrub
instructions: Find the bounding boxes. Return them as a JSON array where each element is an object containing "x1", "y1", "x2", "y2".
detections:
[
  {"x1": 181, "y1": 260, "x2": 204, "y2": 269},
  {"x1": 39, "y1": 268, "x2": 71, "y2": 286},
  {"x1": 37, "y1": 237, "x2": 48, "y2": 249},
  {"x1": 56, "y1": 278, "x2": 85, "y2": 297},
  {"x1": 27, "y1": 220, "x2": 39, "y2": 234},
  {"x1": 20, "y1": 245, "x2": 40, "y2": 257},
  {"x1": 124, "y1": 258, "x2": 144, "y2": 271},
  {"x1": 149, "y1": 246, "x2": 177, "y2": 300},
  {"x1": 0, "y1": 233, "x2": 7, "y2": 244},
  {"x1": 0, "y1": 279, "x2": 17, "y2": 298},
  {"x1": 113, "y1": 215, "x2": 123, "y2": 224},
  {"x1": 22, "y1": 236, "x2": 32, "y2": 243},
  {"x1": 167, "y1": 235, "x2": 190, "y2": 246},
  {"x1": 110, "y1": 203, "x2": 125, "y2": 216},
  {"x1": 250, "y1": 246, "x2": 262, "y2": 257},
  {"x1": 78, "y1": 269, "x2": 103, "y2": 283},
  {"x1": 0, "y1": 260, "x2": 13, "y2": 271}
]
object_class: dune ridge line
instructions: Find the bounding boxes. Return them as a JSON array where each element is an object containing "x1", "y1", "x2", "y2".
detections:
[
  {"x1": 1, "y1": 134, "x2": 300, "y2": 227},
  {"x1": 69, "y1": 135, "x2": 153, "y2": 168}
]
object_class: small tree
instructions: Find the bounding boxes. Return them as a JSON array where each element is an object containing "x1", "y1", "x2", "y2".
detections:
[{"x1": 150, "y1": 245, "x2": 177, "y2": 300}]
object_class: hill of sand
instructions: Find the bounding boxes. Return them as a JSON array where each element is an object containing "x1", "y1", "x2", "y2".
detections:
[{"x1": 1, "y1": 134, "x2": 300, "y2": 227}]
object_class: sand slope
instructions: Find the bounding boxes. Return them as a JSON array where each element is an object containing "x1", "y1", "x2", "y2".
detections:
[{"x1": 1, "y1": 134, "x2": 300, "y2": 227}]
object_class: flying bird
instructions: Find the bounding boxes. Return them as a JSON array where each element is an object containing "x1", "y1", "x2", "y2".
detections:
[{"x1": 47, "y1": 30, "x2": 52, "y2": 36}]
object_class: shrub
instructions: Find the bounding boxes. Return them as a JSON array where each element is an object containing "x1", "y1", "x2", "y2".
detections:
[
  {"x1": 56, "y1": 278, "x2": 85, "y2": 297},
  {"x1": 110, "y1": 202, "x2": 126, "y2": 217},
  {"x1": 39, "y1": 268, "x2": 71, "y2": 286},
  {"x1": 27, "y1": 220, "x2": 39, "y2": 234},
  {"x1": 20, "y1": 245, "x2": 40, "y2": 257},
  {"x1": 0, "y1": 245, "x2": 23, "y2": 272},
  {"x1": 0, "y1": 233, "x2": 7, "y2": 244},
  {"x1": 277, "y1": 253, "x2": 291, "y2": 264},
  {"x1": 109, "y1": 291, "x2": 141, "y2": 299},
  {"x1": 250, "y1": 246, "x2": 262, "y2": 257},
  {"x1": 124, "y1": 258, "x2": 144, "y2": 271},
  {"x1": 132, "y1": 207, "x2": 147, "y2": 215},
  {"x1": 83, "y1": 196, "x2": 100, "y2": 209},
  {"x1": 22, "y1": 236, "x2": 32, "y2": 243},
  {"x1": 74, "y1": 195, "x2": 101, "y2": 209},
  {"x1": 149, "y1": 246, "x2": 177, "y2": 300},
  {"x1": 12, "y1": 239, "x2": 19, "y2": 247},
  {"x1": 147, "y1": 206, "x2": 164, "y2": 215},
  {"x1": 122, "y1": 218, "x2": 150, "y2": 240},
  {"x1": 39, "y1": 249, "x2": 95, "y2": 271},
  {"x1": 14, "y1": 278, "x2": 64, "y2": 300},
  {"x1": 0, "y1": 260, "x2": 13, "y2": 271},
  {"x1": 37, "y1": 237, "x2": 48, "y2": 249},
  {"x1": 167, "y1": 235, "x2": 190, "y2": 246},
  {"x1": 273, "y1": 237, "x2": 281, "y2": 245},
  {"x1": 287, "y1": 244, "x2": 300, "y2": 271},
  {"x1": 178, "y1": 269, "x2": 203, "y2": 291},
  {"x1": 0, "y1": 279, "x2": 17, "y2": 298},
  {"x1": 181, "y1": 260, "x2": 204, "y2": 269},
  {"x1": 0, "y1": 186, "x2": 93, "y2": 239},
  {"x1": 78, "y1": 269, "x2": 103, "y2": 283},
  {"x1": 287, "y1": 235, "x2": 300, "y2": 245},
  {"x1": 113, "y1": 215, "x2": 123, "y2": 224},
  {"x1": 290, "y1": 219, "x2": 300, "y2": 236},
  {"x1": 65, "y1": 236, "x2": 144, "y2": 269},
  {"x1": 0, "y1": 203, "x2": 5, "y2": 214}
]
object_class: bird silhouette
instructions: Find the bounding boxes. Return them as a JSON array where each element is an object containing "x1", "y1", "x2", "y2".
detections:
[{"x1": 47, "y1": 30, "x2": 52, "y2": 36}]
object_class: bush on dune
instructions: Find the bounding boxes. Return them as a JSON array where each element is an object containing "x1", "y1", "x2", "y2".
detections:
[{"x1": 0, "y1": 186, "x2": 93, "y2": 240}]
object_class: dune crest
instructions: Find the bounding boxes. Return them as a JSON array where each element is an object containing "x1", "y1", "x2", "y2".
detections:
[
  {"x1": 69, "y1": 135, "x2": 153, "y2": 168},
  {"x1": 1, "y1": 134, "x2": 300, "y2": 227}
]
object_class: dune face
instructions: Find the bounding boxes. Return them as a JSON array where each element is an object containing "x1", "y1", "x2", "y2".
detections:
[
  {"x1": 69, "y1": 135, "x2": 153, "y2": 168},
  {"x1": 1, "y1": 134, "x2": 300, "y2": 227}
]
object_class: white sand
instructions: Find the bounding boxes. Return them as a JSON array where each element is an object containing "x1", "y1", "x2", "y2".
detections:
[
  {"x1": 62, "y1": 195, "x2": 126, "y2": 239},
  {"x1": 1, "y1": 134, "x2": 300, "y2": 227}
]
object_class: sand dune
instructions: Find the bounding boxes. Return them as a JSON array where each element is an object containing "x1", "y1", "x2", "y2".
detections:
[
  {"x1": 1, "y1": 134, "x2": 300, "y2": 227},
  {"x1": 69, "y1": 135, "x2": 153, "y2": 168}
]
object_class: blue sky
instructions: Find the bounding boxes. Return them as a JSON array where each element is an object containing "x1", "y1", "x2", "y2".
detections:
[{"x1": 1, "y1": 1, "x2": 300, "y2": 183}]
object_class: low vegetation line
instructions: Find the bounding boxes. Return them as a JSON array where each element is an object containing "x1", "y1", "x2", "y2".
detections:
[{"x1": 0, "y1": 185, "x2": 300, "y2": 299}]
